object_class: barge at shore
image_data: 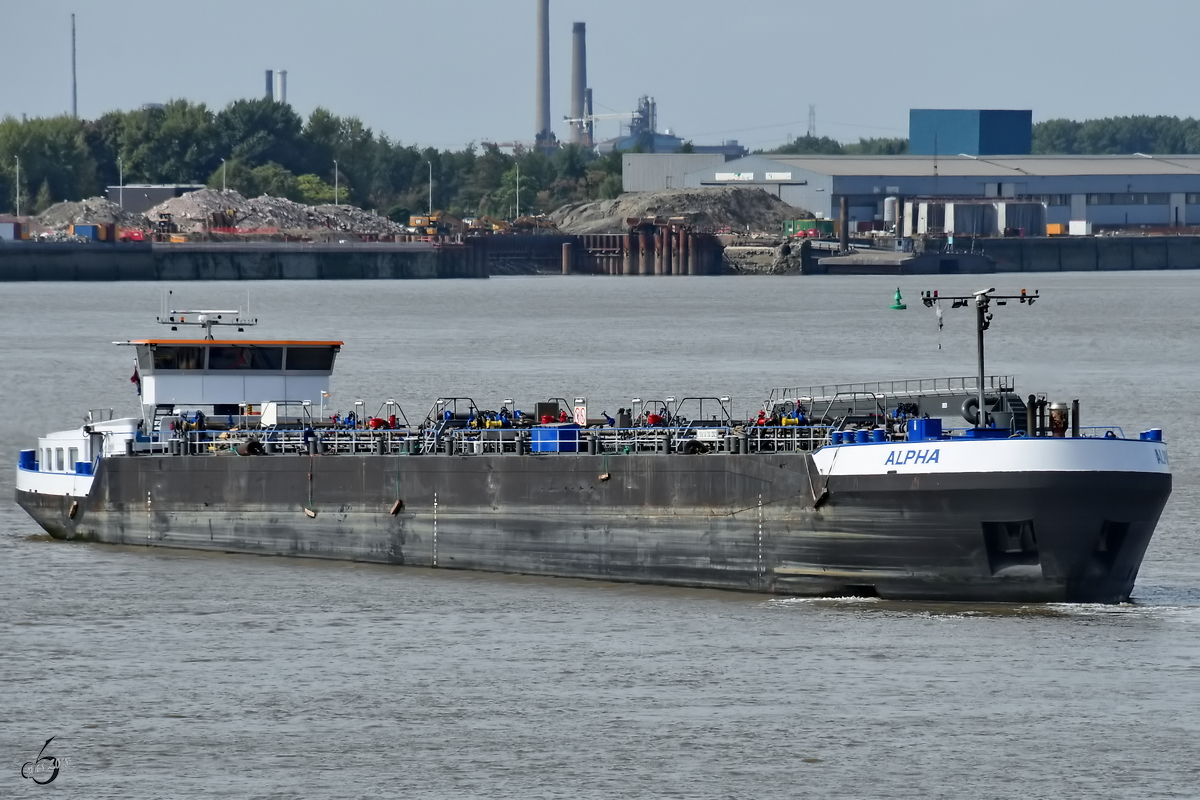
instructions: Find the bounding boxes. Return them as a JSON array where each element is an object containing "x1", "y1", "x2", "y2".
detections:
[{"x1": 15, "y1": 293, "x2": 1172, "y2": 602}]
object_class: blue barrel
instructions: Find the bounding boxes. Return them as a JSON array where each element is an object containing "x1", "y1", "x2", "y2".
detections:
[
  {"x1": 872, "y1": 428, "x2": 886, "y2": 443},
  {"x1": 831, "y1": 431, "x2": 842, "y2": 445},
  {"x1": 18, "y1": 449, "x2": 35, "y2": 470},
  {"x1": 855, "y1": 429, "x2": 870, "y2": 443},
  {"x1": 1140, "y1": 429, "x2": 1163, "y2": 442}
]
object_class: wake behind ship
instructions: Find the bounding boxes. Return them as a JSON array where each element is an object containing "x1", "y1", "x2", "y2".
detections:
[{"x1": 15, "y1": 292, "x2": 1172, "y2": 602}]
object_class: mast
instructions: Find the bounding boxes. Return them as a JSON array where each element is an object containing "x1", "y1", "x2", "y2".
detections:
[
  {"x1": 922, "y1": 288, "x2": 1038, "y2": 429},
  {"x1": 157, "y1": 291, "x2": 257, "y2": 339}
]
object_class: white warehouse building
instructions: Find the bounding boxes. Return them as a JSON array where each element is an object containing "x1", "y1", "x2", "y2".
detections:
[{"x1": 678, "y1": 154, "x2": 1200, "y2": 229}]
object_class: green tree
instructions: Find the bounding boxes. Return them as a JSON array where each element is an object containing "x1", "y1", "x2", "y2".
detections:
[
  {"x1": 295, "y1": 174, "x2": 340, "y2": 205},
  {"x1": 82, "y1": 110, "x2": 126, "y2": 193},
  {"x1": 1032, "y1": 115, "x2": 1200, "y2": 155},
  {"x1": 301, "y1": 106, "x2": 342, "y2": 174},
  {"x1": 250, "y1": 163, "x2": 300, "y2": 200},
  {"x1": 33, "y1": 179, "x2": 53, "y2": 214},
  {"x1": 765, "y1": 135, "x2": 846, "y2": 155},
  {"x1": 216, "y1": 99, "x2": 304, "y2": 170},
  {"x1": 0, "y1": 114, "x2": 96, "y2": 206},
  {"x1": 845, "y1": 136, "x2": 908, "y2": 155},
  {"x1": 130, "y1": 100, "x2": 220, "y2": 182},
  {"x1": 1032, "y1": 118, "x2": 1082, "y2": 154}
]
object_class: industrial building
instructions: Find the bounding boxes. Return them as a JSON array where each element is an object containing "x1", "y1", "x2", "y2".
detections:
[
  {"x1": 909, "y1": 109, "x2": 1032, "y2": 156},
  {"x1": 622, "y1": 154, "x2": 730, "y2": 192},
  {"x1": 680, "y1": 154, "x2": 1200, "y2": 230},
  {"x1": 530, "y1": 0, "x2": 745, "y2": 157}
]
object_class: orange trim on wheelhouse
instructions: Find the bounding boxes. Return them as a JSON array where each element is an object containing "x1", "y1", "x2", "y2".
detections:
[{"x1": 118, "y1": 340, "x2": 344, "y2": 346}]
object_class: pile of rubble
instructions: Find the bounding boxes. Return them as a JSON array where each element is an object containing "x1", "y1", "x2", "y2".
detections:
[
  {"x1": 36, "y1": 198, "x2": 149, "y2": 231},
  {"x1": 146, "y1": 188, "x2": 405, "y2": 235},
  {"x1": 550, "y1": 187, "x2": 811, "y2": 235}
]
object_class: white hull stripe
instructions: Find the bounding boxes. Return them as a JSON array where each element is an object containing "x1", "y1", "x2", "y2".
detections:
[
  {"x1": 812, "y1": 437, "x2": 1170, "y2": 477},
  {"x1": 15, "y1": 466, "x2": 96, "y2": 497}
]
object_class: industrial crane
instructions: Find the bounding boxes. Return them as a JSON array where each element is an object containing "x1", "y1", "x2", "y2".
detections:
[{"x1": 562, "y1": 112, "x2": 633, "y2": 125}]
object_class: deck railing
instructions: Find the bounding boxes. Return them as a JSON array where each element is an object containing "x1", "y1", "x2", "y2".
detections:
[
  {"x1": 108, "y1": 419, "x2": 1132, "y2": 459},
  {"x1": 767, "y1": 375, "x2": 1016, "y2": 405},
  {"x1": 156, "y1": 423, "x2": 844, "y2": 457}
]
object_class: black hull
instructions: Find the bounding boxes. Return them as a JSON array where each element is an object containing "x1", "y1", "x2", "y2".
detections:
[{"x1": 16, "y1": 453, "x2": 1172, "y2": 603}]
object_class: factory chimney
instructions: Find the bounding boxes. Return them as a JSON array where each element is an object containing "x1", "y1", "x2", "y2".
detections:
[
  {"x1": 274, "y1": 70, "x2": 288, "y2": 105},
  {"x1": 570, "y1": 22, "x2": 587, "y2": 146},
  {"x1": 534, "y1": 0, "x2": 552, "y2": 147},
  {"x1": 265, "y1": 70, "x2": 274, "y2": 101}
]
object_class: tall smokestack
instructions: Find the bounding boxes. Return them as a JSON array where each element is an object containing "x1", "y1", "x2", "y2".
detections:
[
  {"x1": 535, "y1": 0, "x2": 551, "y2": 146},
  {"x1": 570, "y1": 22, "x2": 587, "y2": 145},
  {"x1": 71, "y1": 14, "x2": 77, "y2": 118},
  {"x1": 265, "y1": 70, "x2": 274, "y2": 101},
  {"x1": 275, "y1": 70, "x2": 288, "y2": 104}
]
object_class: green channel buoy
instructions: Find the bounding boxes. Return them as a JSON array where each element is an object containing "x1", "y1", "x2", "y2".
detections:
[{"x1": 890, "y1": 288, "x2": 907, "y2": 310}]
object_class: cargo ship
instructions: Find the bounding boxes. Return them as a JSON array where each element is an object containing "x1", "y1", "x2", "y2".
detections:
[{"x1": 15, "y1": 292, "x2": 1172, "y2": 602}]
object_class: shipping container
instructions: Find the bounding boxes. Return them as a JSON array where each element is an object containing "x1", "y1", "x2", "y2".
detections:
[
  {"x1": 783, "y1": 219, "x2": 835, "y2": 237},
  {"x1": 71, "y1": 223, "x2": 100, "y2": 240},
  {"x1": 2, "y1": 221, "x2": 30, "y2": 240},
  {"x1": 1046, "y1": 223, "x2": 1067, "y2": 236}
]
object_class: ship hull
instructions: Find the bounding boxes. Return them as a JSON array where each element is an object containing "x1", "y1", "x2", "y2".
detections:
[{"x1": 16, "y1": 452, "x2": 1172, "y2": 603}]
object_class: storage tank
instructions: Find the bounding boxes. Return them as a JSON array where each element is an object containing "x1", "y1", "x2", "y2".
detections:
[{"x1": 883, "y1": 196, "x2": 898, "y2": 224}]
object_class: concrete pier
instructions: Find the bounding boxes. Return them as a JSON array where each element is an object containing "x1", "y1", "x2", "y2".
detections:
[
  {"x1": 0, "y1": 229, "x2": 736, "y2": 282},
  {"x1": 0, "y1": 241, "x2": 489, "y2": 281}
]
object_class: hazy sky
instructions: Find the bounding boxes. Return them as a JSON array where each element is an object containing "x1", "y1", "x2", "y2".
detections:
[{"x1": 6, "y1": 0, "x2": 1200, "y2": 151}]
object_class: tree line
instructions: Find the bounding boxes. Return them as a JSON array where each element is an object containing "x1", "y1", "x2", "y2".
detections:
[
  {"x1": 764, "y1": 135, "x2": 909, "y2": 156},
  {"x1": 0, "y1": 99, "x2": 623, "y2": 220},
  {"x1": 7, "y1": 105, "x2": 1200, "y2": 218}
]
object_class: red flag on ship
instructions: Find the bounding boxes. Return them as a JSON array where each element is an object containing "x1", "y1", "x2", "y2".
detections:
[{"x1": 131, "y1": 365, "x2": 141, "y2": 396}]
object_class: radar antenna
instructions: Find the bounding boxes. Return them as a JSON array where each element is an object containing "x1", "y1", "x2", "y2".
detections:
[
  {"x1": 157, "y1": 290, "x2": 257, "y2": 340},
  {"x1": 921, "y1": 288, "x2": 1038, "y2": 429}
]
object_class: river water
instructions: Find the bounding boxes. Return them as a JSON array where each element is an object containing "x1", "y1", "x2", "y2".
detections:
[{"x1": 2, "y1": 274, "x2": 1198, "y2": 798}]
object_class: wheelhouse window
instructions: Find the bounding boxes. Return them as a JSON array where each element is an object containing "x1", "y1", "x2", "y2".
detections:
[
  {"x1": 208, "y1": 346, "x2": 284, "y2": 370},
  {"x1": 55, "y1": 448, "x2": 65, "y2": 471},
  {"x1": 153, "y1": 346, "x2": 205, "y2": 370},
  {"x1": 68, "y1": 447, "x2": 79, "y2": 469},
  {"x1": 286, "y1": 346, "x2": 337, "y2": 371}
]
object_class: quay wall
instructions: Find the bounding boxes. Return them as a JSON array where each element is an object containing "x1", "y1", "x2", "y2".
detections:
[
  {"x1": 815, "y1": 236, "x2": 1200, "y2": 275},
  {"x1": 977, "y1": 236, "x2": 1200, "y2": 273},
  {"x1": 0, "y1": 241, "x2": 489, "y2": 281}
]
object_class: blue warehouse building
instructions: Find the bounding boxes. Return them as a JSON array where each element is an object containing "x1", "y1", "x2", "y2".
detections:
[{"x1": 909, "y1": 109, "x2": 1033, "y2": 156}]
